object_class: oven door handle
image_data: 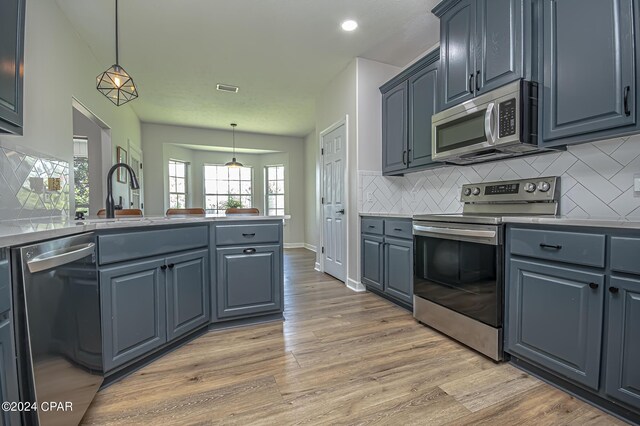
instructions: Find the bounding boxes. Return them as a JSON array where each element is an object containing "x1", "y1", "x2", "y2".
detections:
[
  {"x1": 27, "y1": 243, "x2": 95, "y2": 273},
  {"x1": 413, "y1": 225, "x2": 496, "y2": 240}
]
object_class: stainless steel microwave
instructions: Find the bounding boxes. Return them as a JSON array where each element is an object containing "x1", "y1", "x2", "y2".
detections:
[{"x1": 432, "y1": 80, "x2": 539, "y2": 165}]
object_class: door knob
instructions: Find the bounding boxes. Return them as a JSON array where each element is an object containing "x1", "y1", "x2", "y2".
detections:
[{"x1": 337, "y1": 209, "x2": 345, "y2": 214}]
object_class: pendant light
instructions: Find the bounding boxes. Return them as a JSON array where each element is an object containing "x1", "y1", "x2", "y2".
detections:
[
  {"x1": 225, "y1": 123, "x2": 244, "y2": 168},
  {"x1": 96, "y1": 0, "x2": 139, "y2": 106}
]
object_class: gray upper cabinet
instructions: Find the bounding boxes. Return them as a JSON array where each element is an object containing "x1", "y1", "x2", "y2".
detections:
[
  {"x1": 605, "y1": 276, "x2": 640, "y2": 411},
  {"x1": 382, "y1": 82, "x2": 409, "y2": 174},
  {"x1": 433, "y1": 0, "x2": 526, "y2": 111},
  {"x1": 408, "y1": 63, "x2": 438, "y2": 168},
  {"x1": 361, "y1": 234, "x2": 384, "y2": 291},
  {"x1": 100, "y1": 258, "x2": 167, "y2": 372},
  {"x1": 541, "y1": 0, "x2": 636, "y2": 144},
  {"x1": 507, "y1": 259, "x2": 604, "y2": 390},
  {"x1": 384, "y1": 237, "x2": 413, "y2": 304},
  {"x1": 216, "y1": 245, "x2": 282, "y2": 319},
  {"x1": 0, "y1": 0, "x2": 25, "y2": 135},
  {"x1": 476, "y1": 0, "x2": 523, "y2": 94},
  {"x1": 166, "y1": 250, "x2": 209, "y2": 341},
  {"x1": 437, "y1": 0, "x2": 477, "y2": 110}
]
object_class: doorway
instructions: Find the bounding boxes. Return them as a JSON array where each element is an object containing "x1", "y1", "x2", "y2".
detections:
[{"x1": 320, "y1": 120, "x2": 347, "y2": 282}]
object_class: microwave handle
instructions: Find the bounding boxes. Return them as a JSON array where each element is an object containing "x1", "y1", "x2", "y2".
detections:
[{"x1": 484, "y1": 102, "x2": 496, "y2": 144}]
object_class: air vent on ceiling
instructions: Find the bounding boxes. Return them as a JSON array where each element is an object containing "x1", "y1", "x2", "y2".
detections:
[{"x1": 216, "y1": 84, "x2": 239, "y2": 93}]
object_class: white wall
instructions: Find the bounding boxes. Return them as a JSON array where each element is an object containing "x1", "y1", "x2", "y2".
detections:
[
  {"x1": 141, "y1": 123, "x2": 306, "y2": 244},
  {"x1": 303, "y1": 131, "x2": 318, "y2": 251},
  {"x1": 0, "y1": 0, "x2": 142, "y2": 215}
]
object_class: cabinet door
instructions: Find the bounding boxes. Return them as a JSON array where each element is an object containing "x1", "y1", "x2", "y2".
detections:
[
  {"x1": 384, "y1": 237, "x2": 414, "y2": 305},
  {"x1": 506, "y1": 259, "x2": 604, "y2": 390},
  {"x1": 0, "y1": 318, "x2": 20, "y2": 426},
  {"x1": 0, "y1": 0, "x2": 24, "y2": 134},
  {"x1": 476, "y1": 0, "x2": 523, "y2": 94},
  {"x1": 382, "y1": 82, "x2": 408, "y2": 174},
  {"x1": 216, "y1": 245, "x2": 282, "y2": 319},
  {"x1": 438, "y1": 0, "x2": 476, "y2": 110},
  {"x1": 166, "y1": 250, "x2": 209, "y2": 341},
  {"x1": 361, "y1": 234, "x2": 384, "y2": 291},
  {"x1": 605, "y1": 276, "x2": 640, "y2": 411},
  {"x1": 100, "y1": 259, "x2": 167, "y2": 371},
  {"x1": 542, "y1": 0, "x2": 635, "y2": 143},
  {"x1": 408, "y1": 62, "x2": 438, "y2": 169}
]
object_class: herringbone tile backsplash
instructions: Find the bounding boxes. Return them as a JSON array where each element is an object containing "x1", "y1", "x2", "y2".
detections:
[
  {"x1": 359, "y1": 135, "x2": 640, "y2": 218},
  {"x1": 0, "y1": 145, "x2": 70, "y2": 220}
]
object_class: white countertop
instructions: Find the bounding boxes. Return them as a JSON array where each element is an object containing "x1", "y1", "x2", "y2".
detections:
[
  {"x1": 0, "y1": 214, "x2": 290, "y2": 248},
  {"x1": 502, "y1": 216, "x2": 640, "y2": 230}
]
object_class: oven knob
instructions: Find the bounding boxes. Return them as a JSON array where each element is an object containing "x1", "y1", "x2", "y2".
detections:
[
  {"x1": 524, "y1": 182, "x2": 537, "y2": 193},
  {"x1": 472, "y1": 187, "x2": 481, "y2": 196},
  {"x1": 463, "y1": 187, "x2": 472, "y2": 196},
  {"x1": 537, "y1": 181, "x2": 551, "y2": 192}
]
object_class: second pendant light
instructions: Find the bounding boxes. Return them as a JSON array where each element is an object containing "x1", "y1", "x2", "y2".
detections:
[{"x1": 225, "y1": 123, "x2": 243, "y2": 168}]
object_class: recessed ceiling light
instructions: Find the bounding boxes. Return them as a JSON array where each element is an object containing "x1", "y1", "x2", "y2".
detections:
[
  {"x1": 216, "y1": 83, "x2": 239, "y2": 93},
  {"x1": 341, "y1": 19, "x2": 358, "y2": 32}
]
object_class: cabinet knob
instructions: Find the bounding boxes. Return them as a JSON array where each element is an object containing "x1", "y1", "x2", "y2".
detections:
[
  {"x1": 160, "y1": 265, "x2": 167, "y2": 271},
  {"x1": 589, "y1": 282, "x2": 599, "y2": 290},
  {"x1": 609, "y1": 287, "x2": 619, "y2": 294},
  {"x1": 168, "y1": 263, "x2": 175, "y2": 269}
]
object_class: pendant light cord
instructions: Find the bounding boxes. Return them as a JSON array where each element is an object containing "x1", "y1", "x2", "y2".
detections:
[{"x1": 115, "y1": 0, "x2": 119, "y2": 65}]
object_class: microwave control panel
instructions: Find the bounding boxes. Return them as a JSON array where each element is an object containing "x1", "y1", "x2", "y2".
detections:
[{"x1": 498, "y1": 98, "x2": 517, "y2": 138}]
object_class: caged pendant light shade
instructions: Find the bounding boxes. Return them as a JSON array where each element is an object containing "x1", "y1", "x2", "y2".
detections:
[
  {"x1": 225, "y1": 123, "x2": 244, "y2": 168},
  {"x1": 97, "y1": 0, "x2": 138, "y2": 106}
]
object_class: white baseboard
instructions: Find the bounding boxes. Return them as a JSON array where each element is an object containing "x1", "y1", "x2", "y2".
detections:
[
  {"x1": 304, "y1": 243, "x2": 316, "y2": 252},
  {"x1": 284, "y1": 243, "x2": 305, "y2": 249},
  {"x1": 347, "y1": 278, "x2": 366, "y2": 292},
  {"x1": 314, "y1": 262, "x2": 321, "y2": 272}
]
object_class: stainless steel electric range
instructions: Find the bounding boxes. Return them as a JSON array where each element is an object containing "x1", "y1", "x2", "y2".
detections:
[{"x1": 412, "y1": 176, "x2": 560, "y2": 361}]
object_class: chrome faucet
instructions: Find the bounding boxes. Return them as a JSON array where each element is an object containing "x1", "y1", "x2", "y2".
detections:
[{"x1": 106, "y1": 162, "x2": 140, "y2": 218}]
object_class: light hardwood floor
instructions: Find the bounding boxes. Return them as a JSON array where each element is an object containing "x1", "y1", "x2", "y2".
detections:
[{"x1": 81, "y1": 249, "x2": 625, "y2": 425}]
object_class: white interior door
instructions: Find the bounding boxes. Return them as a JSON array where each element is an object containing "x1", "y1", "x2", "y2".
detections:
[
  {"x1": 322, "y1": 124, "x2": 346, "y2": 282},
  {"x1": 128, "y1": 145, "x2": 144, "y2": 211}
]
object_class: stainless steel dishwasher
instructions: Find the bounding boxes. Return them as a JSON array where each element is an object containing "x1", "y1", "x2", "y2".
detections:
[{"x1": 13, "y1": 232, "x2": 103, "y2": 426}]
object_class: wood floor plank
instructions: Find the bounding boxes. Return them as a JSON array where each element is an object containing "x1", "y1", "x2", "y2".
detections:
[{"x1": 81, "y1": 249, "x2": 624, "y2": 425}]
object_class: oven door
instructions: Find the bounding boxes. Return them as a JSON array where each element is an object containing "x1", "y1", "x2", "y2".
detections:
[{"x1": 413, "y1": 221, "x2": 503, "y2": 328}]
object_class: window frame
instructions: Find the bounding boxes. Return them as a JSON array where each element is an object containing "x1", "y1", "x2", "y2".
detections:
[
  {"x1": 168, "y1": 159, "x2": 189, "y2": 209},
  {"x1": 265, "y1": 164, "x2": 285, "y2": 216},
  {"x1": 203, "y1": 164, "x2": 254, "y2": 214}
]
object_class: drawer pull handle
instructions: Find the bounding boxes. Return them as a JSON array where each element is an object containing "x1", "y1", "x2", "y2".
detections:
[
  {"x1": 161, "y1": 265, "x2": 167, "y2": 271},
  {"x1": 394, "y1": 228, "x2": 403, "y2": 231},
  {"x1": 168, "y1": 263, "x2": 175, "y2": 269},
  {"x1": 609, "y1": 287, "x2": 619, "y2": 294},
  {"x1": 589, "y1": 282, "x2": 599, "y2": 290},
  {"x1": 539, "y1": 243, "x2": 562, "y2": 250},
  {"x1": 242, "y1": 233, "x2": 256, "y2": 237},
  {"x1": 243, "y1": 248, "x2": 256, "y2": 254},
  {"x1": 368, "y1": 225, "x2": 375, "y2": 228}
]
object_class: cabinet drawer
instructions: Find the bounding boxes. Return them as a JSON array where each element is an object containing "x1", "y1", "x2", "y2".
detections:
[
  {"x1": 510, "y1": 228, "x2": 605, "y2": 268},
  {"x1": 98, "y1": 226, "x2": 208, "y2": 265},
  {"x1": 611, "y1": 237, "x2": 640, "y2": 275},
  {"x1": 215, "y1": 223, "x2": 281, "y2": 246},
  {"x1": 362, "y1": 218, "x2": 383, "y2": 235},
  {"x1": 384, "y1": 220, "x2": 412, "y2": 239}
]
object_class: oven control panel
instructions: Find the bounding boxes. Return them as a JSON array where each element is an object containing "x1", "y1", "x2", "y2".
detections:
[{"x1": 460, "y1": 176, "x2": 559, "y2": 203}]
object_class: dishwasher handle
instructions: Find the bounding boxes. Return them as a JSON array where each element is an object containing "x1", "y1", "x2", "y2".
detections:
[{"x1": 27, "y1": 242, "x2": 95, "y2": 273}]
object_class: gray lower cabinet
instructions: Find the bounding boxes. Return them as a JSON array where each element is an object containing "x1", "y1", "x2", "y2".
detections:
[
  {"x1": 216, "y1": 245, "x2": 282, "y2": 319},
  {"x1": 384, "y1": 237, "x2": 413, "y2": 304},
  {"x1": 166, "y1": 250, "x2": 209, "y2": 341},
  {"x1": 507, "y1": 258, "x2": 604, "y2": 390},
  {"x1": 0, "y1": 252, "x2": 20, "y2": 426},
  {"x1": 361, "y1": 234, "x2": 384, "y2": 291},
  {"x1": 605, "y1": 276, "x2": 640, "y2": 410},
  {"x1": 541, "y1": 0, "x2": 636, "y2": 145},
  {"x1": 100, "y1": 258, "x2": 167, "y2": 371}
]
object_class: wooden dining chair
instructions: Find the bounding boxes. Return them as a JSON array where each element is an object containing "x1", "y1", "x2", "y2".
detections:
[
  {"x1": 224, "y1": 208, "x2": 259, "y2": 215},
  {"x1": 96, "y1": 209, "x2": 144, "y2": 218},
  {"x1": 166, "y1": 208, "x2": 206, "y2": 216}
]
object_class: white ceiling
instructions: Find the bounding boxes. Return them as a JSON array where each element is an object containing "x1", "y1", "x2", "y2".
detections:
[
  {"x1": 56, "y1": 0, "x2": 440, "y2": 137},
  {"x1": 173, "y1": 144, "x2": 279, "y2": 154}
]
